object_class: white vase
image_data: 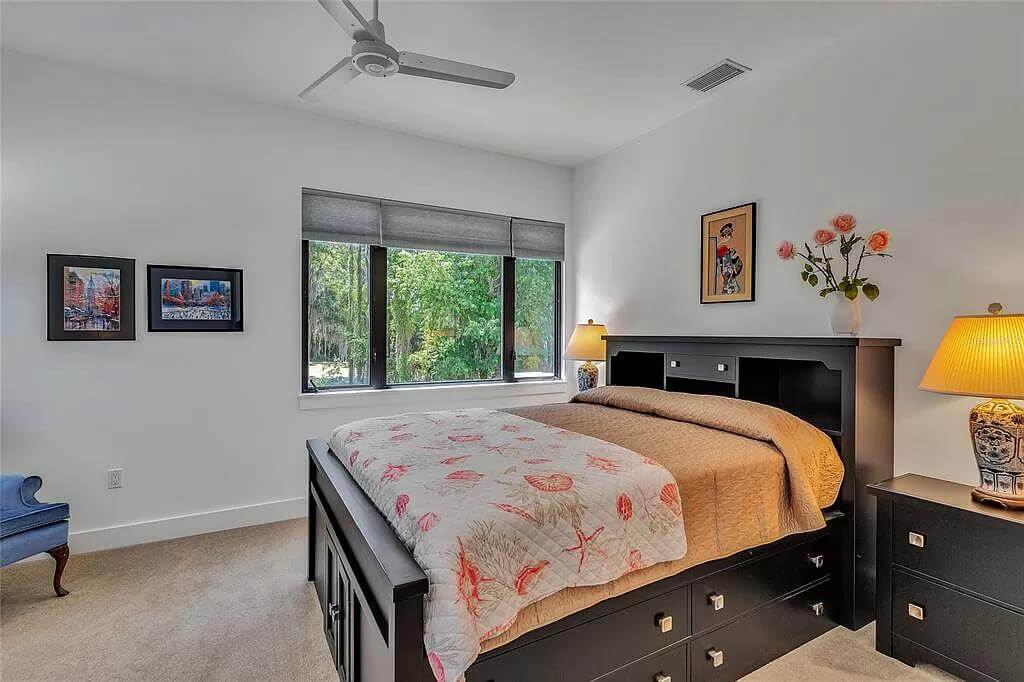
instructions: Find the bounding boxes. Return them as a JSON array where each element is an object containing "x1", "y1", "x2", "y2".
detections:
[{"x1": 830, "y1": 295, "x2": 862, "y2": 335}]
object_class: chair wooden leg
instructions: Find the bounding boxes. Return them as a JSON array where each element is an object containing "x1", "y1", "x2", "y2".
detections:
[{"x1": 46, "y1": 544, "x2": 70, "y2": 597}]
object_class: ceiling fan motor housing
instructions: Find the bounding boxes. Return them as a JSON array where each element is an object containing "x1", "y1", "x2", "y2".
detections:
[{"x1": 352, "y1": 40, "x2": 400, "y2": 77}]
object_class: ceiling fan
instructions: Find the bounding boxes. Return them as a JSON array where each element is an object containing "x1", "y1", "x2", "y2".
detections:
[{"x1": 299, "y1": 0, "x2": 516, "y2": 99}]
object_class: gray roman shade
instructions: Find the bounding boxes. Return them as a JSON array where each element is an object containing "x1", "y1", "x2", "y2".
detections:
[
  {"x1": 512, "y1": 218, "x2": 565, "y2": 261},
  {"x1": 302, "y1": 189, "x2": 381, "y2": 245},
  {"x1": 381, "y1": 200, "x2": 512, "y2": 256},
  {"x1": 303, "y1": 188, "x2": 564, "y2": 260}
]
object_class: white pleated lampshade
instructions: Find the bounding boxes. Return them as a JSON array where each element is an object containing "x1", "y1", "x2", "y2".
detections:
[{"x1": 565, "y1": 319, "x2": 608, "y2": 362}]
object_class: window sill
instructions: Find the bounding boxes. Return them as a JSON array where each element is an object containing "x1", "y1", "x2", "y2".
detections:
[{"x1": 298, "y1": 379, "x2": 569, "y2": 411}]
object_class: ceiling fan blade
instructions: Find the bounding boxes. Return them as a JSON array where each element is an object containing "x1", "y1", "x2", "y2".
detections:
[
  {"x1": 299, "y1": 56, "x2": 360, "y2": 99},
  {"x1": 398, "y1": 52, "x2": 515, "y2": 89},
  {"x1": 317, "y1": 0, "x2": 382, "y2": 41}
]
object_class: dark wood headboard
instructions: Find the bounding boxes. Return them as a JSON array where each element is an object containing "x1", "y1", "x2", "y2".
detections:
[{"x1": 602, "y1": 335, "x2": 900, "y2": 629}]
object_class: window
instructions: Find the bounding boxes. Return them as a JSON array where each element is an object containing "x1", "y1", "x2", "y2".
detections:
[
  {"x1": 301, "y1": 190, "x2": 563, "y2": 392},
  {"x1": 387, "y1": 249, "x2": 502, "y2": 384},
  {"x1": 514, "y1": 258, "x2": 557, "y2": 378},
  {"x1": 305, "y1": 241, "x2": 370, "y2": 389}
]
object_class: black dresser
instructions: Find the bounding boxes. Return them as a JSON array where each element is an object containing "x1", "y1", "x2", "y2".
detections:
[{"x1": 869, "y1": 475, "x2": 1024, "y2": 681}]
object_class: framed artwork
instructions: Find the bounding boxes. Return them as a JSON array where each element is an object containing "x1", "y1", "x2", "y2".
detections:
[
  {"x1": 147, "y1": 265, "x2": 243, "y2": 332},
  {"x1": 47, "y1": 254, "x2": 136, "y2": 341},
  {"x1": 700, "y1": 202, "x2": 756, "y2": 304}
]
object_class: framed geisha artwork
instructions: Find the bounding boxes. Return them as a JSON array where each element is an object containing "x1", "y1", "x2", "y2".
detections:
[{"x1": 700, "y1": 202, "x2": 756, "y2": 304}]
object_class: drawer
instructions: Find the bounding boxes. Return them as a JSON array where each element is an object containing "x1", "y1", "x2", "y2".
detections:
[
  {"x1": 666, "y1": 354, "x2": 737, "y2": 382},
  {"x1": 893, "y1": 501, "x2": 1024, "y2": 609},
  {"x1": 692, "y1": 536, "x2": 831, "y2": 634},
  {"x1": 596, "y1": 642, "x2": 686, "y2": 682},
  {"x1": 892, "y1": 569, "x2": 1024, "y2": 680},
  {"x1": 466, "y1": 586, "x2": 688, "y2": 682},
  {"x1": 690, "y1": 580, "x2": 834, "y2": 682}
]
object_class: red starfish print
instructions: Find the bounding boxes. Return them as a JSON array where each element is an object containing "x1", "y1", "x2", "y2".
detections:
[{"x1": 563, "y1": 525, "x2": 605, "y2": 573}]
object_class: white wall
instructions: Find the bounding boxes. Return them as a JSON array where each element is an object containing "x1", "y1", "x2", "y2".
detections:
[
  {"x1": 573, "y1": 3, "x2": 1024, "y2": 485},
  {"x1": 1, "y1": 52, "x2": 573, "y2": 552}
]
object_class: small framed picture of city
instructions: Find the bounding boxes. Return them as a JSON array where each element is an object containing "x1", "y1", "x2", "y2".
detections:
[
  {"x1": 47, "y1": 254, "x2": 136, "y2": 341},
  {"x1": 147, "y1": 265, "x2": 243, "y2": 332}
]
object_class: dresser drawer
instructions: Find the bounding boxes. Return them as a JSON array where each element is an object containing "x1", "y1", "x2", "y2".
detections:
[
  {"x1": 466, "y1": 586, "x2": 688, "y2": 682},
  {"x1": 692, "y1": 536, "x2": 832, "y2": 634},
  {"x1": 892, "y1": 569, "x2": 1024, "y2": 681},
  {"x1": 690, "y1": 580, "x2": 835, "y2": 682},
  {"x1": 665, "y1": 354, "x2": 737, "y2": 382},
  {"x1": 596, "y1": 642, "x2": 686, "y2": 682},
  {"x1": 893, "y1": 501, "x2": 1024, "y2": 609}
]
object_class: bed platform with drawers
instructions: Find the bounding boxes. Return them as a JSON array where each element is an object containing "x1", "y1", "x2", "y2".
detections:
[{"x1": 307, "y1": 335, "x2": 900, "y2": 681}]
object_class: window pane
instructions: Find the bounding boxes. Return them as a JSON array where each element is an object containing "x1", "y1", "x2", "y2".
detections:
[
  {"x1": 515, "y1": 258, "x2": 557, "y2": 377},
  {"x1": 387, "y1": 249, "x2": 501, "y2": 384},
  {"x1": 307, "y1": 241, "x2": 370, "y2": 388}
]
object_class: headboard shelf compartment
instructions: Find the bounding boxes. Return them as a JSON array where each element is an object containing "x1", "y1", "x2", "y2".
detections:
[{"x1": 604, "y1": 335, "x2": 899, "y2": 630}]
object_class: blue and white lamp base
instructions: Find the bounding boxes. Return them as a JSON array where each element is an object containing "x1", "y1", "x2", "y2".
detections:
[{"x1": 577, "y1": 361, "x2": 599, "y2": 392}]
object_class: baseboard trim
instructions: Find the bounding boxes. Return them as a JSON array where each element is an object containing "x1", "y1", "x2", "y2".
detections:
[{"x1": 67, "y1": 497, "x2": 306, "y2": 554}]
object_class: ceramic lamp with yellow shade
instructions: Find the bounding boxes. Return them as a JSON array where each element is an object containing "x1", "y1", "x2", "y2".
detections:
[
  {"x1": 919, "y1": 303, "x2": 1024, "y2": 508},
  {"x1": 566, "y1": 319, "x2": 607, "y2": 392}
]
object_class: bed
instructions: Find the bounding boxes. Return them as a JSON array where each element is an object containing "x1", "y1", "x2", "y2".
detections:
[{"x1": 307, "y1": 335, "x2": 899, "y2": 681}]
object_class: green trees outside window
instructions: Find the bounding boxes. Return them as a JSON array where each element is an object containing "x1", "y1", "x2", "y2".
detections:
[{"x1": 305, "y1": 241, "x2": 559, "y2": 390}]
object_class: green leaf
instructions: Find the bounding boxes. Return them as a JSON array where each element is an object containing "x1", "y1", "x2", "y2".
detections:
[
  {"x1": 808, "y1": 274, "x2": 819, "y2": 287},
  {"x1": 845, "y1": 286, "x2": 859, "y2": 301},
  {"x1": 837, "y1": 280, "x2": 850, "y2": 292},
  {"x1": 819, "y1": 287, "x2": 836, "y2": 298},
  {"x1": 804, "y1": 264, "x2": 813, "y2": 272},
  {"x1": 801, "y1": 271, "x2": 809, "y2": 281},
  {"x1": 863, "y1": 283, "x2": 880, "y2": 300}
]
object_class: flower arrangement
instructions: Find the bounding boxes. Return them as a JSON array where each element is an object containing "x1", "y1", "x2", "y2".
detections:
[{"x1": 777, "y1": 214, "x2": 892, "y2": 300}]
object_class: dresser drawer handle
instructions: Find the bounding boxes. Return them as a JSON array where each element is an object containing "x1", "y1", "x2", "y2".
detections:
[
  {"x1": 908, "y1": 531, "x2": 926, "y2": 548},
  {"x1": 716, "y1": 363, "x2": 728, "y2": 372},
  {"x1": 655, "y1": 613, "x2": 673, "y2": 633},
  {"x1": 654, "y1": 674, "x2": 672, "y2": 682},
  {"x1": 907, "y1": 603, "x2": 925, "y2": 621},
  {"x1": 669, "y1": 360, "x2": 680, "y2": 368},
  {"x1": 707, "y1": 648, "x2": 724, "y2": 668},
  {"x1": 708, "y1": 593, "x2": 725, "y2": 611},
  {"x1": 807, "y1": 554, "x2": 825, "y2": 569},
  {"x1": 810, "y1": 601, "x2": 825, "y2": 616}
]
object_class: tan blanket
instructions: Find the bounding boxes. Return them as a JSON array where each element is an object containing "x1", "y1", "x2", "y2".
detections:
[{"x1": 484, "y1": 386, "x2": 843, "y2": 651}]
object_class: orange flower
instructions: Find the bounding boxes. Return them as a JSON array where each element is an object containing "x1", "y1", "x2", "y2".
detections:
[
  {"x1": 813, "y1": 229, "x2": 836, "y2": 246},
  {"x1": 617, "y1": 493, "x2": 633, "y2": 521},
  {"x1": 867, "y1": 229, "x2": 891, "y2": 253},
  {"x1": 776, "y1": 241, "x2": 794, "y2": 260},
  {"x1": 830, "y1": 214, "x2": 857, "y2": 233}
]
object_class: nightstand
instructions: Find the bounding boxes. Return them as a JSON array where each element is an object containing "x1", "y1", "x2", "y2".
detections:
[{"x1": 869, "y1": 474, "x2": 1024, "y2": 681}]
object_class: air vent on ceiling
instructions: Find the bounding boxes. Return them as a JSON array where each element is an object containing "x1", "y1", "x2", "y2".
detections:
[{"x1": 683, "y1": 59, "x2": 750, "y2": 93}]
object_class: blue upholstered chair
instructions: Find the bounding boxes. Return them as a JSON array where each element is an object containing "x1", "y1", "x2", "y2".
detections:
[{"x1": 0, "y1": 475, "x2": 70, "y2": 596}]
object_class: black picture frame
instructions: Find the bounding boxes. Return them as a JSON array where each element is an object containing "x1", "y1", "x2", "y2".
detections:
[
  {"x1": 700, "y1": 202, "x2": 757, "y2": 304},
  {"x1": 147, "y1": 265, "x2": 243, "y2": 332},
  {"x1": 47, "y1": 254, "x2": 136, "y2": 341}
]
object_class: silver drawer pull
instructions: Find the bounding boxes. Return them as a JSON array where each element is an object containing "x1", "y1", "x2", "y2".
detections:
[
  {"x1": 707, "y1": 648, "x2": 724, "y2": 668},
  {"x1": 810, "y1": 601, "x2": 825, "y2": 616},
  {"x1": 908, "y1": 603, "x2": 925, "y2": 621},
  {"x1": 716, "y1": 363, "x2": 728, "y2": 372},
  {"x1": 669, "y1": 360, "x2": 680, "y2": 368},
  {"x1": 908, "y1": 531, "x2": 926, "y2": 548},
  {"x1": 655, "y1": 613, "x2": 673, "y2": 633},
  {"x1": 654, "y1": 674, "x2": 672, "y2": 682},
  {"x1": 709, "y1": 593, "x2": 725, "y2": 611},
  {"x1": 328, "y1": 602, "x2": 341, "y2": 622},
  {"x1": 808, "y1": 554, "x2": 825, "y2": 569}
]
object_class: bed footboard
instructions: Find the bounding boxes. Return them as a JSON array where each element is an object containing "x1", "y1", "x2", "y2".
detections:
[{"x1": 307, "y1": 438, "x2": 430, "y2": 682}]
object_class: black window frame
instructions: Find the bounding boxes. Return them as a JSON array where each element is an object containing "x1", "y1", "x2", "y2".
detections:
[{"x1": 302, "y1": 242, "x2": 561, "y2": 393}]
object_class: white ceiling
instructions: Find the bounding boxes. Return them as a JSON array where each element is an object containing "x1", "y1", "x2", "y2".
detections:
[{"x1": 2, "y1": 1, "x2": 894, "y2": 166}]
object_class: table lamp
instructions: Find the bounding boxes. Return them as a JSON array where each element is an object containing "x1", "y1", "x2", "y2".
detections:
[
  {"x1": 919, "y1": 302, "x2": 1024, "y2": 509},
  {"x1": 566, "y1": 319, "x2": 607, "y2": 392}
]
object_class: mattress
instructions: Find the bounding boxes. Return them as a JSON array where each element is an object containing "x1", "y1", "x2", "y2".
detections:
[{"x1": 483, "y1": 389, "x2": 842, "y2": 651}]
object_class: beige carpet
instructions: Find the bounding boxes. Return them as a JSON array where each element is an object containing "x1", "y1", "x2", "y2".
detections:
[{"x1": 1, "y1": 519, "x2": 954, "y2": 681}]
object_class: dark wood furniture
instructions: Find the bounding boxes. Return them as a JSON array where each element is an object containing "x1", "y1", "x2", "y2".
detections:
[
  {"x1": 308, "y1": 336, "x2": 899, "y2": 681},
  {"x1": 870, "y1": 474, "x2": 1024, "y2": 681}
]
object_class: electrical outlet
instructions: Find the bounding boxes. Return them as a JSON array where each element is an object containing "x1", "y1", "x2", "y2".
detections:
[{"x1": 107, "y1": 468, "x2": 123, "y2": 489}]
